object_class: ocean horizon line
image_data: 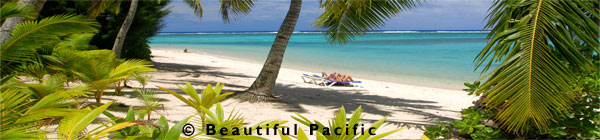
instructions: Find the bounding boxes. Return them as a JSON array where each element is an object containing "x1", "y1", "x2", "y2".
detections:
[{"x1": 157, "y1": 30, "x2": 491, "y2": 35}]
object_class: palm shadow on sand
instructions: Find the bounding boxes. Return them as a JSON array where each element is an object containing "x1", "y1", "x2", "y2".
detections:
[{"x1": 150, "y1": 61, "x2": 462, "y2": 128}]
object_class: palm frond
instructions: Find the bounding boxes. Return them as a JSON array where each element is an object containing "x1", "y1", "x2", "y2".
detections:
[
  {"x1": 0, "y1": 2, "x2": 34, "y2": 22},
  {"x1": 19, "y1": 86, "x2": 89, "y2": 123},
  {"x1": 23, "y1": 73, "x2": 68, "y2": 98},
  {"x1": 87, "y1": 0, "x2": 121, "y2": 18},
  {"x1": 0, "y1": 14, "x2": 99, "y2": 64},
  {"x1": 0, "y1": 89, "x2": 35, "y2": 137},
  {"x1": 0, "y1": 82, "x2": 88, "y2": 139},
  {"x1": 70, "y1": 50, "x2": 118, "y2": 89},
  {"x1": 219, "y1": 0, "x2": 254, "y2": 23},
  {"x1": 315, "y1": 0, "x2": 420, "y2": 44},
  {"x1": 66, "y1": 50, "x2": 155, "y2": 104},
  {"x1": 476, "y1": 0, "x2": 599, "y2": 133},
  {"x1": 109, "y1": 59, "x2": 156, "y2": 80},
  {"x1": 291, "y1": 106, "x2": 400, "y2": 139},
  {"x1": 57, "y1": 34, "x2": 96, "y2": 50},
  {"x1": 157, "y1": 82, "x2": 233, "y2": 114},
  {"x1": 184, "y1": 0, "x2": 203, "y2": 19},
  {"x1": 58, "y1": 101, "x2": 114, "y2": 140}
]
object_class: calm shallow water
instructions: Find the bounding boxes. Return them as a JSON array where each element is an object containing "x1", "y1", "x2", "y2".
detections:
[{"x1": 149, "y1": 32, "x2": 489, "y2": 90}]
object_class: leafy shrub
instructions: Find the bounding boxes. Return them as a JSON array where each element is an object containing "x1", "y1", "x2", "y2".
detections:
[
  {"x1": 38, "y1": 0, "x2": 170, "y2": 60},
  {"x1": 423, "y1": 107, "x2": 506, "y2": 139},
  {"x1": 288, "y1": 106, "x2": 402, "y2": 140},
  {"x1": 535, "y1": 72, "x2": 600, "y2": 138},
  {"x1": 135, "y1": 89, "x2": 163, "y2": 120},
  {"x1": 103, "y1": 106, "x2": 190, "y2": 139},
  {"x1": 0, "y1": 14, "x2": 99, "y2": 75},
  {"x1": 159, "y1": 82, "x2": 284, "y2": 139},
  {"x1": 162, "y1": 83, "x2": 402, "y2": 140},
  {"x1": 0, "y1": 76, "x2": 140, "y2": 139},
  {"x1": 424, "y1": 73, "x2": 600, "y2": 139}
]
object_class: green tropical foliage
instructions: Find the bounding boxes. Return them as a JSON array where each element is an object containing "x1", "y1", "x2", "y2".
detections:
[
  {"x1": 135, "y1": 89, "x2": 163, "y2": 120},
  {"x1": 474, "y1": 0, "x2": 599, "y2": 133},
  {"x1": 101, "y1": 0, "x2": 170, "y2": 60},
  {"x1": 197, "y1": 102, "x2": 287, "y2": 140},
  {"x1": 0, "y1": 14, "x2": 99, "y2": 75},
  {"x1": 184, "y1": 0, "x2": 255, "y2": 23},
  {"x1": 160, "y1": 83, "x2": 286, "y2": 139},
  {"x1": 217, "y1": 0, "x2": 254, "y2": 23},
  {"x1": 86, "y1": 0, "x2": 121, "y2": 19},
  {"x1": 158, "y1": 82, "x2": 233, "y2": 125},
  {"x1": 424, "y1": 71, "x2": 600, "y2": 139},
  {"x1": 314, "y1": 0, "x2": 420, "y2": 44},
  {"x1": 291, "y1": 106, "x2": 402, "y2": 140},
  {"x1": 57, "y1": 101, "x2": 139, "y2": 140},
  {"x1": 132, "y1": 73, "x2": 152, "y2": 89},
  {"x1": 4, "y1": 0, "x2": 599, "y2": 139},
  {"x1": 537, "y1": 73, "x2": 600, "y2": 138},
  {"x1": 0, "y1": 77, "x2": 135, "y2": 140},
  {"x1": 103, "y1": 106, "x2": 191, "y2": 139},
  {"x1": 57, "y1": 33, "x2": 97, "y2": 50},
  {"x1": 68, "y1": 50, "x2": 155, "y2": 104},
  {"x1": 423, "y1": 107, "x2": 507, "y2": 139},
  {"x1": 38, "y1": 0, "x2": 170, "y2": 60},
  {"x1": 0, "y1": 2, "x2": 34, "y2": 22}
]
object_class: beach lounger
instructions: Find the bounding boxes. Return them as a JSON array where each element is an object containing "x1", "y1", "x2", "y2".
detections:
[
  {"x1": 301, "y1": 74, "x2": 318, "y2": 84},
  {"x1": 301, "y1": 74, "x2": 362, "y2": 87},
  {"x1": 322, "y1": 78, "x2": 362, "y2": 87}
]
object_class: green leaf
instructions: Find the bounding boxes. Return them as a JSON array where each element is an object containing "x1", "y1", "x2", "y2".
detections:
[
  {"x1": 57, "y1": 33, "x2": 95, "y2": 50},
  {"x1": 0, "y1": 2, "x2": 34, "y2": 21},
  {"x1": 58, "y1": 101, "x2": 114, "y2": 140},
  {"x1": 315, "y1": 0, "x2": 420, "y2": 44},
  {"x1": 1, "y1": 14, "x2": 99, "y2": 64},
  {"x1": 476, "y1": 0, "x2": 598, "y2": 133},
  {"x1": 296, "y1": 127, "x2": 309, "y2": 140},
  {"x1": 367, "y1": 128, "x2": 403, "y2": 140},
  {"x1": 164, "y1": 116, "x2": 191, "y2": 139},
  {"x1": 126, "y1": 106, "x2": 135, "y2": 121}
]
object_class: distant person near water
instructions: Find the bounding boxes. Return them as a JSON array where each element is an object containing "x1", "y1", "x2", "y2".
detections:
[{"x1": 184, "y1": 48, "x2": 188, "y2": 53}]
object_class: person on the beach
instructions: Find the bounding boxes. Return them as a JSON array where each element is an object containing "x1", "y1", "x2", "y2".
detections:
[
  {"x1": 321, "y1": 72, "x2": 354, "y2": 82},
  {"x1": 184, "y1": 48, "x2": 188, "y2": 53}
]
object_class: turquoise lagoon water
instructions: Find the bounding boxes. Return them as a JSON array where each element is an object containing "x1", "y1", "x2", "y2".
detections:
[{"x1": 149, "y1": 31, "x2": 489, "y2": 90}]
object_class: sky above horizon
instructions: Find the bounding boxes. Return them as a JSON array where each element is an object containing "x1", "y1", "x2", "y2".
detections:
[{"x1": 161, "y1": 0, "x2": 493, "y2": 32}]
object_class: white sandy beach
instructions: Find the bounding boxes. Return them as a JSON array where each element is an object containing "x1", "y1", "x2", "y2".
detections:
[{"x1": 99, "y1": 49, "x2": 478, "y2": 139}]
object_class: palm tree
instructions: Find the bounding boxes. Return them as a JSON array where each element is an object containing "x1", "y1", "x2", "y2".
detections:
[
  {"x1": 112, "y1": 0, "x2": 138, "y2": 58},
  {"x1": 245, "y1": 0, "x2": 420, "y2": 101},
  {"x1": 0, "y1": 0, "x2": 47, "y2": 44},
  {"x1": 108, "y1": 0, "x2": 255, "y2": 59},
  {"x1": 109, "y1": 0, "x2": 254, "y2": 57},
  {"x1": 476, "y1": 0, "x2": 599, "y2": 133},
  {"x1": 245, "y1": 0, "x2": 302, "y2": 101}
]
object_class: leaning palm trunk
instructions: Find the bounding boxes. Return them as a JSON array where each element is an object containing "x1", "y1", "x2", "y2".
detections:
[
  {"x1": 245, "y1": 0, "x2": 301, "y2": 102},
  {"x1": 112, "y1": 0, "x2": 139, "y2": 58},
  {"x1": 0, "y1": 0, "x2": 46, "y2": 44}
]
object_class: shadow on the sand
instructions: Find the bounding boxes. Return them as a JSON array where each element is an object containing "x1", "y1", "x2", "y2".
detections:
[
  {"x1": 151, "y1": 62, "x2": 254, "y2": 79},
  {"x1": 151, "y1": 79, "x2": 249, "y2": 90},
  {"x1": 150, "y1": 60, "x2": 459, "y2": 126},
  {"x1": 262, "y1": 83, "x2": 457, "y2": 125}
]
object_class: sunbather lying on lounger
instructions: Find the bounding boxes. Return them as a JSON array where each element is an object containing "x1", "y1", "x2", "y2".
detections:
[{"x1": 321, "y1": 72, "x2": 354, "y2": 82}]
